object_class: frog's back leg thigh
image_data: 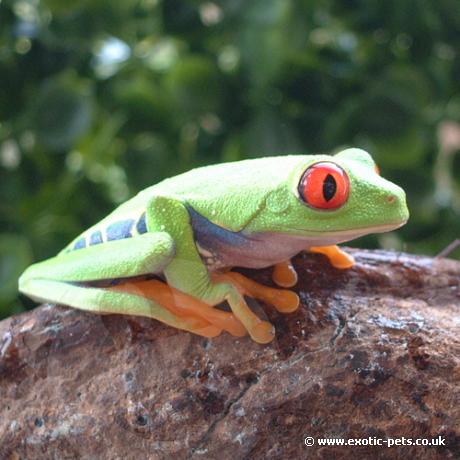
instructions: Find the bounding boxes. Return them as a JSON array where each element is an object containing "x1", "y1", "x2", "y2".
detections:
[
  {"x1": 18, "y1": 232, "x2": 225, "y2": 337},
  {"x1": 19, "y1": 232, "x2": 175, "y2": 285},
  {"x1": 22, "y1": 277, "x2": 221, "y2": 337}
]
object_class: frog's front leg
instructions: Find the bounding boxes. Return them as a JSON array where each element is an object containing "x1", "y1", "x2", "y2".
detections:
[
  {"x1": 214, "y1": 272, "x2": 299, "y2": 313},
  {"x1": 149, "y1": 196, "x2": 284, "y2": 343}
]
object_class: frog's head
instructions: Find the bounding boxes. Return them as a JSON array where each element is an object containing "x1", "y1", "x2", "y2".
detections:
[{"x1": 247, "y1": 148, "x2": 409, "y2": 244}]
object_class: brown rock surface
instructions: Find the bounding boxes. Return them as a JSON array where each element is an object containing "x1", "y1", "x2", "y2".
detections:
[{"x1": 0, "y1": 249, "x2": 459, "y2": 459}]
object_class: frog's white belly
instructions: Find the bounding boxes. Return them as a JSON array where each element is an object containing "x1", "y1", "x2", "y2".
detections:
[{"x1": 197, "y1": 231, "x2": 357, "y2": 270}]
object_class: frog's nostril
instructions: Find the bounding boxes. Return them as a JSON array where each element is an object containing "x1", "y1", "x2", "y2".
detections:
[{"x1": 386, "y1": 194, "x2": 397, "y2": 204}]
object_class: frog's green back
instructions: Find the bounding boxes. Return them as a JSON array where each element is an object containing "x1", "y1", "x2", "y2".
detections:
[
  {"x1": 62, "y1": 150, "x2": 409, "y2": 254},
  {"x1": 156, "y1": 155, "x2": 306, "y2": 229},
  {"x1": 63, "y1": 155, "x2": 308, "y2": 252}
]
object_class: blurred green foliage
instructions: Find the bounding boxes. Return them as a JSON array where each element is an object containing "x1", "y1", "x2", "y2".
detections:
[{"x1": 1, "y1": 0, "x2": 460, "y2": 318}]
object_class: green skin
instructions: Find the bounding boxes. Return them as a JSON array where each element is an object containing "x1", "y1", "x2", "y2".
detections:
[{"x1": 19, "y1": 148, "x2": 409, "y2": 341}]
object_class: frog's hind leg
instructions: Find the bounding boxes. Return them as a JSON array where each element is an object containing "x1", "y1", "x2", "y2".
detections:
[
  {"x1": 22, "y1": 277, "x2": 222, "y2": 338},
  {"x1": 109, "y1": 279, "x2": 246, "y2": 337},
  {"x1": 19, "y1": 232, "x2": 224, "y2": 338}
]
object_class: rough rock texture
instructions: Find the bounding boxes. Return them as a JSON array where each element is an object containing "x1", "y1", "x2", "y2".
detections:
[{"x1": 0, "y1": 249, "x2": 459, "y2": 460}]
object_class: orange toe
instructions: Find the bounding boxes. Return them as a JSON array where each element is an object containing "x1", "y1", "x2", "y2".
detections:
[
  {"x1": 272, "y1": 260, "x2": 298, "y2": 288},
  {"x1": 250, "y1": 320, "x2": 275, "y2": 344},
  {"x1": 309, "y1": 245, "x2": 355, "y2": 269},
  {"x1": 216, "y1": 272, "x2": 300, "y2": 314},
  {"x1": 193, "y1": 325, "x2": 223, "y2": 338}
]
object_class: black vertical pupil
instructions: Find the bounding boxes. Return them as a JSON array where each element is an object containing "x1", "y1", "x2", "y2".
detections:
[{"x1": 323, "y1": 174, "x2": 337, "y2": 201}]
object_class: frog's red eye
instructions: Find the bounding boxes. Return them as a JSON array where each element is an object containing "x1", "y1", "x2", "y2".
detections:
[
  {"x1": 375, "y1": 163, "x2": 381, "y2": 175},
  {"x1": 298, "y1": 162, "x2": 350, "y2": 210}
]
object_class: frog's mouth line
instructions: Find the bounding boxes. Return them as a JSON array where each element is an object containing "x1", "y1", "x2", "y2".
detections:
[
  {"x1": 324, "y1": 220, "x2": 407, "y2": 236},
  {"x1": 279, "y1": 220, "x2": 408, "y2": 239}
]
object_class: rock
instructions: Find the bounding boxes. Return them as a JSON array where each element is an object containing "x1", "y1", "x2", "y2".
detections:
[{"x1": 0, "y1": 249, "x2": 459, "y2": 459}]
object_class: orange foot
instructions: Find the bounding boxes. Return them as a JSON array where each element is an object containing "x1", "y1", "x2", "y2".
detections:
[
  {"x1": 309, "y1": 245, "x2": 355, "y2": 269},
  {"x1": 214, "y1": 271, "x2": 300, "y2": 314}
]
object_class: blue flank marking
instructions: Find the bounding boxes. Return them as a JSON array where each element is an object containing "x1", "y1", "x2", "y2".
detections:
[
  {"x1": 106, "y1": 219, "x2": 135, "y2": 241},
  {"x1": 136, "y1": 213, "x2": 148, "y2": 234},
  {"x1": 73, "y1": 237, "x2": 86, "y2": 250},
  {"x1": 89, "y1": 230, "x2": 103, "y2": 246},
  {"x1": 186, "y1": 205, "x2": 248, "y2": 249}
]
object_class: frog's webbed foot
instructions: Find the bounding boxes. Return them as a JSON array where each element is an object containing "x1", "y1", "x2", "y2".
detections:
[
  {"x1": 214, "y1": 271, "x2": 300, "y2": 314},
  {"x1": 110, "y1": 279, "x2": 246, "y2": 338},
  {"x1": 309, "y1": 245, "x2": 355, "y2": 269}
]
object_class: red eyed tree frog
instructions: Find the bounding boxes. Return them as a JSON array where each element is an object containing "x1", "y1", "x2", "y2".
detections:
[{"x1": 19, "y1": 148, "x2": 409, "y2": 343}]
